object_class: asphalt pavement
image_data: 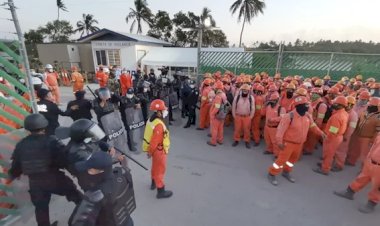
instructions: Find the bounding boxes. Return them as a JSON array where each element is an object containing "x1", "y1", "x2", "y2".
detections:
[{"x1": 14, "y1": 85, "x2": 379, "y2": 226}]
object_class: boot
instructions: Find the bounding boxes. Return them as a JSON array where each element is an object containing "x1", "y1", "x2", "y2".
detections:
[
  {"x1": 207, "y1": 141, "x2": 217, "y2": 147},
  {"x1": 254, "y1": 142, "x2": 259, "y2": 147},
  {"x1": 282, "y1": 171, "x2": 296, "y2": 183},
  {"x1": 196, "y1": 127, "x2": 205, "y2": 130},
  {"x1": 333, "y1": 186, "x2": 355, "y2": 200},
  {"x1": 267, "y1": 174, "x2": 278, "y2": 186},
  {"x1": 245, "y1": 142, "x2": 251, "y2": 149},
  {"x1": 358, "y1": 200, "x2": 377, "y2": 214},
  {"x1": 156, "y1": 187, "x2": 173, "y2": 199},
  {"x1": 183, "y1": 121, "x2": 191, "y2": 128},
  {"x1": 313, "y1": 167, "x2": 329, "y2": 176},
  {"x1": 150, "y1": 179, "x2": 156, "y2": 190},
  {"x1": 232, "y1": 141, "x2": 239, "y2": 147},
  {"x1": 263, "y1": 151, "x2": 272, "y2": 155}
]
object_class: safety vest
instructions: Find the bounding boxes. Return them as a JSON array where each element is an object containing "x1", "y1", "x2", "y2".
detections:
[{"x1": 142, "y1": 118, "x2": 170, "y2": 154}]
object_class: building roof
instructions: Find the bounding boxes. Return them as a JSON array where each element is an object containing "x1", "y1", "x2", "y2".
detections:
[{"x1": 77, "y1": 28, "x2": 172, "y2": 46}]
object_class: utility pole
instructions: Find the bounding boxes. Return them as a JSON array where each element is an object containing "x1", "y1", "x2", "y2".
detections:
[{"x1": 7, "y1": 0, "x2": 38, "y2": 113}]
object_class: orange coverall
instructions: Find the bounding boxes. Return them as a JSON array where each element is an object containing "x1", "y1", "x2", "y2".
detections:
[
  {"x1": 269, "y1": 111, "x2": 323, "y2": 175},
  {"x1": 263, "y1": 104, "x2": 286, "y2": 156},
  {"x1": 280, "y1": 95, "x2": 293, "y2": 112},
  {"x1": 349, "y1": 132, "x2": 380, "y2": 204},
  {"x1": 232, "y1": 94, "x2": 255, "y2": 143},
  {"x1": 252, "y1": 94, "x2": 264, "y2": 144},
  {"x1": 45, "y1": 72, "x2": 60, "y2": 104},
  {"x1": 199, "y1": 86, "x2": 212, "y2": 129},
  {"x1": 96, "y1": 71, "x2": 109, "y2": 88},
  {"x1": 71, "y1": 71, "x2": 84, "y2": 93},
  {"x1": 120, "y1": 73, "x2": 133, "y2": 96},
  {"x1": 303, "y1": 99, "x2": 327, "y2": 154},
  {"x1": 209, "y1": 92, "x2": 225, "y2": 145},
  {"x1": 148, "y1": 122, "x2": 168, "y2": 189},
  {"x1": 321, "y1": 108, "x2": 348, "y2": 173},
  {"x1": 334, "y1": 109, "x2": 358, "y2": 169},
  {"x1": 346, "y1": 112, "x2": 379, "y2": 166}
]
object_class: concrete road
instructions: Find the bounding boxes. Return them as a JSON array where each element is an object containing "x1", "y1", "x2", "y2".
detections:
[{"x1": 15, "y1": 86, "x2": 379, "y2": 226}]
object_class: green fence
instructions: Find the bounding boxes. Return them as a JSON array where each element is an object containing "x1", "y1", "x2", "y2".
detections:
[{"x1": 200, "y1": 51, "x2": 380, "y2": 80}]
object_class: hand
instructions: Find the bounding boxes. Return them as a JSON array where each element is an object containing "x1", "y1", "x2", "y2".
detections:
[
  {"x1": 117, "y1": 155, "x2": 125, "y2": 162},
  {"x1": 278, "y1": 143, "x2": 285, "y2": 150},
  {"x1": 109, "y1": 147, "x2": 116, "y2": 157}
]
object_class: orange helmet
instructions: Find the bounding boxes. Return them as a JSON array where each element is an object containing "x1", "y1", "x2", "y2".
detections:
[
  {"x1": 354, "y1": 81, "x2": 362, "y2": 87},
  {"x1": 214, "y1": 81, "x2": 224, "y2": 90},
  {"x1": 203, "y1": 78, "x2": 212, "y2": 85},
  {"x1": 256, "y1": 84, "x2": 265, "y2": 93},
  {"x1": 341, "y1": 76, "x2": 349, "y2": 82},
  {"x1": 371, "y1": 83, "x2": 380, "y2": 89},
  {"x1": 241, "y1": 84, "x2": 250, "y2": 91},
  {"x1": 324, "y1": 75, "x2": 331, "y2": 80},
  {"x1": 150, "y1": 99, "x2": 167, "y2": 111},
  {"x1": 204, "y1": 73, "x2": 212, "y2": 78},
  {"x1": 314, "y1": 79, "x2": 323, "y2": 86},
  {"x1": 293, "y1": 96, "x2": 309, "y2": 106},
  {"x1": 269, "y1": 92, "x2": 280, "y2": 101},
  {"x1": 355, "y1": 74, "x2": 363, "y2": 81},
  {"x1": 281, "y1": 82, "x2": 289, "y2": 89},
  {"x1": 284, "y1": 76, "x2": 293, "y2": 83},
  {"x1": 333, "y1": 96, "x2": 348, "y2": 107},
  {"x1": 274, "y1": 73, "x2": 281, "y2": 79},
  {"x1": 368, "y1": 97, "x2": 380, "y2": 106},
  {"x1": 346, "y1": 96, "x2": 356, "y2": 105},
  {"x1": 328, "y1": 87, "x2": 339, "y2": 94},
  {"x1": 311, "y1": 88, "x2": 323, "y2": 95},
  {"x1": 286, "y1": 83, "x2": 296, "y2": 90},
  {"x1": 349, "y1": 78, "x2": 356, "y2": 83},
  {"x1": 296, "y1": 88, "x2": 308, "y2": 96},
  {"x1": 253, "y1": 75, "x2": 261, "y2": 83},
  {"x1": 358, "y1": 91, "x2": 371, "y2": 100},
  {"x1": 222, "y1": 77, "x2": 231, "y2": 83},
  {"x1": 268, "y1": 84, "x2": 278, "y2": 92},
  {"x1": 236, "y1": 76, "x2": 244, "y2": 84},
  {"x1": 294, "y1": 75, "x2": 301, "y2": 81}
]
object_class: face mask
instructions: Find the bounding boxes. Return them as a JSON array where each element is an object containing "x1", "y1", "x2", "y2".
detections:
[
  {"x1": 295, "y1": 104, "x2": 309, "y2": 116},
  {"x1": 370, "y1": 89, "x2": 375, "y2": 95},
  {"x1": 48, "y1": 69, "x2": 53, "y2": 73},
  {"x1": 286, "y1": 91, "x2": 293, "y2": 98},
  {"x1": 162, "y1": 110, "x2": 169, "y2": 118},
  {"x1": 190, "y1": 85, "x2": 195, "y2": 89},
  {"x1": 331, "y1": 104, "x2": 341, "y2": 110},
  {"x1": 268, "y1": 101, "x2": 277, "y2": 107},
  {"x1": 367, "y1": 105, "x2": 379, "y2": 114},
  {"x1": 126, "y1": 94, "x2": 133, "y2": 99},
  {"x1": 311, "y1": 93, "x2": 320, "y2": 102},
  {"x1": 242, "y1": 92, "x2": 248, "y2": 97}
]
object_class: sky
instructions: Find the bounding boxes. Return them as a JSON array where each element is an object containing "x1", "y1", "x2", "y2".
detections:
[{"x1": 1, "y1": 0, "x2": 380, "y2": 46}]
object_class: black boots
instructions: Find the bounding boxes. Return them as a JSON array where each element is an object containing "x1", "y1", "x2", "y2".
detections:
[
  {"x1": 245, "y1": 142, "x2": 251, "y2": 149},
  {"x1": 333, "y1": 186, "x2": 355, "y2": 200},
  {"x1": 359, "y1": 200, "x2": 377, "y2": 214},
  {"x1": 267, "y1": 174, "x2": 278, "y2": 186},
  {"x1": 232, "y1": 141, "x2": 239, "y2": 147},
  {"x1": 156, "y1": 186, "x2": 173, "y2": 199},
  {"x1": 282, "y1": 171, "x2": 296, "y2": 183},
  {"x1": 150, "y1": 179, "x2": 156, "y2": 190}
]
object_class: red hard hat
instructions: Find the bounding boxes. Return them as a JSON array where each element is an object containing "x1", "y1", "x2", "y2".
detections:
[
  {"x1": 333, "y1": 96, "x2": 348, "y2": 107},
  {"x1": 311, "y1": 88, "x2": 323, "y2": 95},
  {"x1": 268, "y1": 84, "x2": 278, "y2": 92},
  {"x1": 359, "y1": 91, "x2": 371, "y2": 100},
  {"x1": 346, "y1": 96, "x2": 356, "y2": 105},
  {"x1": 203, "y1": 78, "x2": 212, "y2": 85},
  {"x1": 293, "y1": 96, "x2": 309, "y2": 106},
  {"x1": 215, "y1": 81, "x2": 224, "y2": 90},
  {"x1": 222, "y1": 77, "x2": 231, "y2": 83},
  {"x1": 256, "y1": 84, "x2": 265, "y2": 92},
  {"x1": 328, "y1": 87, "x2": 339, "y2": 94},
  {"x1": 150, "y1": 99, "x2": 167, "y2": 111},
  {"x1": 369, "y1": 97, "x2": 380, "y2": 106},
  {"x1": 269, "y1": 92, "x2": 280, "y2": 101},
  {"x1": 296, "y1": 88, "x2": 308, "y2": 96},
  {"x1": 236, "y1": 76, "x2": 244, "y2": 84}
]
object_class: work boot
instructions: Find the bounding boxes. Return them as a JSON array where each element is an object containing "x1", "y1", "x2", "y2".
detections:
[
  {"x1": 183, "y1": 123, "x2": 191, "y2": 128},
  {"x1": 331, "y1": 166, "x2": 343, "y2": 172},
  {"x1": 150, "y1": 179, "x2": 156, "y2": 190},
  {"x1": 207, "y1": 141, "x2": 217, "y2": 147},
  {"x1": 156, "y1": 187, "x2": 173, "y2": 199},
  {"x1": 232, "y1": 141, "x2": 239, "y2": 147},
  {"x1": 245, "y1": 142, "x2": 251, "y2": 149},
  {"x1": 282, "y1": 171, "x2": 296, "y2": 183},
  {"x1": 333, "y1": 186, "x2": 355, "y2": 200},
  {"x1": 345, "y1": 161, "x2": 355, "y2": 167},
  {"x1": 217, "y1": 141, "x2": 223, "y2": 145},
  {"x1": 312, "y1": 167, "x2": 329, "y2": 176},
  {"x1": 196, "y1": 127, "x2": 204, "y2": 130},
  {"x1": 254, "y1": 142, "x2": 259, "y2": 147},
  {"x1": 263, "y1": 151, "x2": 272, "y2": 155},
  {"x1": 358, "y1": 200, "x2": 377, "y2": 214},
  {"x1": 267, "y1": 174, "x2": 278, "y2": 186}
]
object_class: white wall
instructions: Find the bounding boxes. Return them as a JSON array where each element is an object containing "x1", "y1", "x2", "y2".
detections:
[
  {"x1": 122, "y1": 45, "x2": 137, "y2": 71},
  {"x1": 67, "y1": 45, "x2": 80, "y2": 63}
]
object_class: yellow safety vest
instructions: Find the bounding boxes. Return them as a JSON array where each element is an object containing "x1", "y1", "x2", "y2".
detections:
[{"x1": 142, "y1": 118, "x2": 170, "y2": 154}]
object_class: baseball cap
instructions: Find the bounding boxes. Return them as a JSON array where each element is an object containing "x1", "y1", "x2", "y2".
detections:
[{"x1": 75, "y1": 151, "x2": 113, "y2": 172}]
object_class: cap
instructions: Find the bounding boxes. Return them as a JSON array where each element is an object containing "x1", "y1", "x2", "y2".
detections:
[
  {"x1": 37, "y1": 88, "x2": 51, "y2": 99},
  {"x1": 75, "y1": 151, "x2": 113, "y2": 172},
  {"x1": 127, "y1": 88, "x2": 134, "y2": 94}
]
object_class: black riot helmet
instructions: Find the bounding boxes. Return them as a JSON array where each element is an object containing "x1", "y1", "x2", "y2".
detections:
[
  {"x1": 24, "y1": 113, "x2": 48, "y2": 132},
  {"x1": 69, "y1": 119, "x2": 105, "y2": 142}
]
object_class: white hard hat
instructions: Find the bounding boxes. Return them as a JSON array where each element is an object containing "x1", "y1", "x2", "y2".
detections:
[
  {"x1": 103, "y1": 68, "x2": 110, "y2": 73},
  {"x1": 45, "y1": 64, "x2": 53, "y2": 69},
  {"x1": 32, "y1": 77, "x2": 42, "y2": 85},
  {"x1": 304, "y1": 82, "x2": 312, "y2": 88}
]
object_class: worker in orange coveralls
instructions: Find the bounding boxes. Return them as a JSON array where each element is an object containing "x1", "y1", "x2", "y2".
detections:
[
  {"x1": 263, "y1": 92, "x2": 286, "y2": 156},
  {"x1": 353, "y1": 91, "x2": 370, "y2": 117},
  {"x1": 324, "y1": 86, "x2": 339, "y2": 107},
  {"x1": 251, "y1": 84, "x2": 265, "y2": 146},
  {"x1": 333, "y1": 96, "x2": 358, "y2": 171},
  {"x1": 314, "y1": 96, "x2": 349, "y2": 175},
  {"x1": 232, "y1": 84, "x2": 255, "y2": 149},
  {"x1": 267, "y1": 96, "x2": 325, "y2": 186},
  {"x1": 303, "y1": 88, "x2": 327, "y2": 155},
  {"x1": 70, "y1": 66, "x2": 84, "y2": 93},
  {"x1": 44, "y1": 64, "x2": 61, "y2": 105},
  {"x1": 144, "y1": 99, "x2": 173, "y2": 199},
  {"x1": 197, "y1": 78, "x2": 213, "y2": 130},
  {"x1": 96, "y1": 66, "x2": 109, "y2": 88},
  {"x1": 207, "y1": 81, "x2": 227, "y2": 147},
  {"x1": 346, "y1": 97, "x2": 380, "y2": 166},
  {"x1": 280, "y1": 83, "x2": 296, "y2": 112},
  {"x1": 334, "y1": 123, "x2": 380, "y2": 214},
  {"x1": 120, "y1": 69, "x2": 133, "y2": 96}
]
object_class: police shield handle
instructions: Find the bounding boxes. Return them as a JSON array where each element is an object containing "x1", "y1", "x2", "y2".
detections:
[{"x1": 113, "y1": 146, "x2": 148, "y2": 171}]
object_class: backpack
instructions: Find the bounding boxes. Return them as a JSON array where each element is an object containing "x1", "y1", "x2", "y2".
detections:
[
  {"x1": 316, "y1": 102, "x2": 332, "y2": 123},
  {"x1": 216, "y1": 101, "x2": 231, "y2": 120},
  {"x1": 235, "y1": 95, "x2": 253, "y2": 113},
  {"x1": 226, "y1": 90, "x2": 234, "y2": 105}
]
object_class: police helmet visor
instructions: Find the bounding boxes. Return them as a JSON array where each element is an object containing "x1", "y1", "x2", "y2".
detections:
[
  {"x1": 86, "y1": 123, "x2": 106, "y2": 141},
  {"x1": 98, "y1": 88, "x2": 111, "y2": 100}
]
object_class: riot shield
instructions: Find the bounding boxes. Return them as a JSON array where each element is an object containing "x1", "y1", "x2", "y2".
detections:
[
  {"x1": 124, "y1": 107, "x2": 145, "y2": 152},
  {"x1": 169, "y1": 92, "x2": 179, "y2": 110},
  {"x1": 162, "y1": 96, "x2": 170, "y2": 126},
  {"x1": 100, "y1": 111, "x2": 129, "y2": 153}
]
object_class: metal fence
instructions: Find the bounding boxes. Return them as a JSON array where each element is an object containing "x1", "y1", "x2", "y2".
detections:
[{"x1": 200, "y1": 50, "x2": 380, "y2": 80}]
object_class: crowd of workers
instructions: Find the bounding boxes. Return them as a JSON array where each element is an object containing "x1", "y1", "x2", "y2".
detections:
[{"x1": 1, "y1": 62, "x2": 380, "y2": 225}]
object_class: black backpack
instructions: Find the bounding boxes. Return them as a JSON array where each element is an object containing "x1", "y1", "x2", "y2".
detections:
[
  {"x1": 316, "y1": 102, "x2": 332, "y2": 123},
  {"x1": 216, "y1": 101, "x2": 231, "y2": 120}
]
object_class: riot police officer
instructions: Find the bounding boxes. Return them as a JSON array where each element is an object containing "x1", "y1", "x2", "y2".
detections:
[
  {"x1": 66, "y1": 90, "x2": 92, "y2": 121},
  {"x1": 8, "y1": 114, "x2": 82, "y2": 226},
  {"x1": 183, "y1": 80, "x2": 199, "y2": 128},
  {"x1": 136, "y1": 82, "x2": 150, "y2": 122},
  {"x1": 92, "y1": 87, "x2": 119, "y2": 129},
  {"x1": 155, "y1": 67, "x2": 175, "y2": 124}
]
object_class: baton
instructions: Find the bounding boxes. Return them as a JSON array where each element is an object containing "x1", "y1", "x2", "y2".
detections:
[
  {"x1": 87, "y1": 85, "x2": 98, "y2": 98},
  {"x1": 114, "y1": 147, "x2": 148, "y2": 171}
]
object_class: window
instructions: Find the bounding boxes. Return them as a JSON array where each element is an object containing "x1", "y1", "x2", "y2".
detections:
[
  {"x1": 107, "y1": 50, "x2": 120, "y2": 66},
  {"x1": 95, "y1": 50, "x2": 107, "y2": 66}
]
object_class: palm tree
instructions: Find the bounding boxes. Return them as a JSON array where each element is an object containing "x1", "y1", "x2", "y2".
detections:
[
  {"x1": 75, "y1": 14, "x2": 100, "y2": 37},
  {"x1": 56, "y1": 0, "x2": 68, "y2": 22},
  {"x1": 126, "y1": 0, "x2": 153, "y2": 34},
  {"x1": 230, "y1": 0, "x2": 265, "y2": 47}
]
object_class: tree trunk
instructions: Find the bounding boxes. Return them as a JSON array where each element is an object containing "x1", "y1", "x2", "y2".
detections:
[{"x1": 239, "y1": 17, "x2": 246, "y2": 47}]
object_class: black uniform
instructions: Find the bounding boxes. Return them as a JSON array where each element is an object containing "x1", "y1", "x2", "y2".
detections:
[
  {"x1": 180, "y1": 79, "x2": 192, "y2": 118},
  {"x1": 66, "y1": 98, "x2": 92, "y2": 121},
  {"x1": 184, "y1": 87, "x2": 199, "y2": 128},
  {"x1": 155, "y1": 76, "x2": 174, "y2": 122},
  {"x1": 120, "y1": 95, "x2": 142, "y2": 150},
  {"x1": 136, "y1": 86, "x2": 150, "y2": 122},
  {"x1": 37, "y1": 99, "x2": 70, "y2": 135},
  {"x1": 92, "y1": 98, "x2": 118, "y2": 129},
  {"x1": 9, "y1": 134, "x2": 81, "y2": 226}
]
